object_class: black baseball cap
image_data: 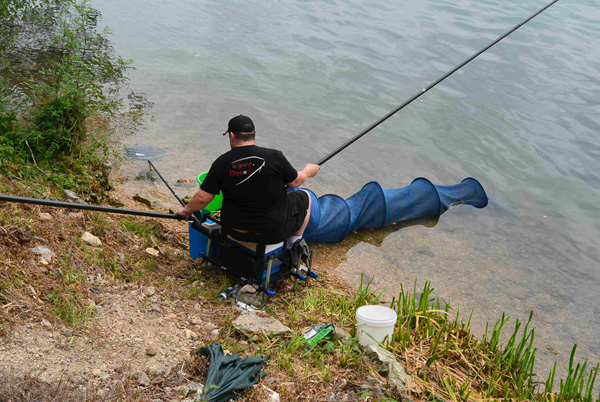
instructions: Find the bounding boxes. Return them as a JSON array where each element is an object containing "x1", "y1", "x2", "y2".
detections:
[{"x1": 223, "y1": 115, "x2": 255, "y2": 135}]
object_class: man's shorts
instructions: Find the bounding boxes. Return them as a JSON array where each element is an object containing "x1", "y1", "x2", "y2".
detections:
[
  {"x1": 226, "y1": 190, "x2": 310, "y2": 244},
  {"x1": 279, "y1": 190, "x2": 310, "y2": 240}
]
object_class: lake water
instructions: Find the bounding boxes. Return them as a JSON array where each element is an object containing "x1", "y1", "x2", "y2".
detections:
[{"x1": 92, "y1": 0, "x2": 600, "y2": 381}]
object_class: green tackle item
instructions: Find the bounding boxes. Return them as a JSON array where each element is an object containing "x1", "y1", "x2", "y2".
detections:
[{"x1": 303, "y1": 323, "x2": 335, "y2": 349}]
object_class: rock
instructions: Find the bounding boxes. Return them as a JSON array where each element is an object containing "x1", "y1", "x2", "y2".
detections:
[
  {"x1": 189, "y1": 317, "x2": 203, "y2": 326},
  {"x1": 138, "y1": 372, "x2": 151, "y2": 385},
  {"x1": 144, "y1": 286, "x2": 156, "y2": 297},
  {"x1": 363, "y1": 344, "x2": 412, "y2": 394},
  {"x1": 332, "y1": 326, "x2": 352, "y2": 342},
  {"x1": 41, "y1": 319, "x2": 51, "y2": 328},
  {"x1": 146, "y1": 345, "x2": 157, "y2": 356},
  {"x1": 175, "y1": 382, "x2": 204, "y2": 399},
  {"x1": 30, "y1": 246, "x2": 55, "y2": 263},
  {"x1": 38, "y1": 212, "x2": 52, "y2": 221},
  {"x1": 185, "y1": 329, "x2": 198, "y2": 339},
  {"x1": 133, "y1": 193, "x2": 158, "y2": 209},
  {"x1": 145, "y1": 247, "x2": 160, "y2": 257},
  {"x1": 210, "y1": 329, "x2": 220, "y2": 340},
  {"x1": 13, "y1": 225, "x2": 33, "y2": 243},
  {"x1": 177, "y1": 177, "x2": 190, "y2": 184},
  {"x1": 149, "y1": 365, "x2": 170, "y2": 376},
  {"x1": 68, "y1": 212, "x2": 84, "y2": 219},
  {"x1": 359, "y1": 384, "x2": 383, "y2": 398},
  {"x1": 102, "y1": 160, "x2": 112, "y2": 182},
  {"x1": 241, "y1": 284, "x2": 257, "y2": 294},
  {"x1": 82, "y1": 232, "x2": 102, "y2": 247},
  {"x1": 328, "y1": 393, "x2": 350, "y2": 402},
  {"x1": 64, "y1": 190, "x2": 86, "y2": 204},
  {"x1": 92, "y1": 368, "x2": 102, "y2": 377},
  {"x1": 107, "y1": 196, "x2": 124, "y2": 208},
  {"x1": 262, "y1": 385, "x2": 280, "y2": 402},
  {"x1": 233, "y1": 311, "x2": 292, "y2": 337}
]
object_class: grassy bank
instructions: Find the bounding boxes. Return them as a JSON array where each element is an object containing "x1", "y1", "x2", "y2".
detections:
[{"x1": 1, "y1": 168, "x2": 599, "y2": 401}]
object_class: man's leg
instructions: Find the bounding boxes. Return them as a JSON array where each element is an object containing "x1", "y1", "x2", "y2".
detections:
[
  {"x1": 286, "y1": 190, "x2": 311, "y2": 248},
  {"x1": 293, "y1": 190, "x2": 311, "y2": 236}
]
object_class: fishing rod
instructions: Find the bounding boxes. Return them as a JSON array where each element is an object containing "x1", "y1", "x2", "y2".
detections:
[
  {"x1": 147, "y1": 160, "x2": 218, "y2": 224},
  {"x1": 0, "y1": 193, "x2": 184, "y2": 220},
  {"x1": 316, "y1": 0, "x2": 560, "y2": 166}
]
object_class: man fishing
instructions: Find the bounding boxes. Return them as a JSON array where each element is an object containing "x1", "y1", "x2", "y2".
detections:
[{"x1": 177, "y1": 115, "x2": 320, "y2": 247}]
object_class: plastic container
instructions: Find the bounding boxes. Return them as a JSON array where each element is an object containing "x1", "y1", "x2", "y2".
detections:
[
  {"x1": 196, "y1": 172, "x2": 223, "y2": 211},
  {"x1": 355, "y1": 305, "x2": 397, "y2": 346}
]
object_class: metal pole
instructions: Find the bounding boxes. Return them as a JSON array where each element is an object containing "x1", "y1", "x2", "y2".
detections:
[
  {"x1": 0, "y1": 193, "x2": 184, "y2": 220},
  {"x1": 316, "y1": 0, "x2": 560, "y2": 166}
]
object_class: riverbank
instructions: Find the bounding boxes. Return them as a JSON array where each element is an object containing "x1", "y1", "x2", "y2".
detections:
[{"x1": 1, "y1": 161, "x2": 599, "y2": 401}]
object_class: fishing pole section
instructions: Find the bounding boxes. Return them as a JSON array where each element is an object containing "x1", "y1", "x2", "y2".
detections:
[
  {"x1": 0, "y1": 193, "x2": 184, "y2": 221},
  {"x1": 146, "y1": 160, "x2": 218, "y2": 225},
  {"x1": 316, "y1": 0, "x2": 560, "y2": 166}
]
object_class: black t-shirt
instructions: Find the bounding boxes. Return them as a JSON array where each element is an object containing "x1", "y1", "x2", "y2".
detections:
[{"x1": 201, "y1": 145, "x2": 298, "y2": 235}]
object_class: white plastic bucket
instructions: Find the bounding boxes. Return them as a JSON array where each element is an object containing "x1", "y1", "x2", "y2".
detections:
[{"x1": 355, "y1": 305, "x2": 397, "y2": 346}]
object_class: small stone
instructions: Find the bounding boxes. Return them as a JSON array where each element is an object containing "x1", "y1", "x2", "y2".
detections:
[
  {"x1": 92, "y1": 368, "x2": 102, "y2": 377},
  {"x1": 138, "y1": 372, "x2": 151, "y2": 385},
  {"x1": 150, "y1": 365, "x2": 170, "y2": 376},
  {"x1": 184, "y1": 329, "x2": 193, "y2": 339},
  {"x1": 233, "y1": 311, "x2": 292, "y2": 337},
  {"x1": 205, "y1": 322, "x2": 218, "y2": 331},
  {"x1": 82, "y1": 232, "x2": 102, "y2": 247},
  {"x1": 145, "y1": 247, "x2": 159, "y2": 257},
  {"x1": 177, "y1": 177, "x2": 190, "y2": 184},
  {"x1": 99, "y1": 372, "x2": 111, "y2": 381},
  {"x1": 210, "y1": 329, "x2": 220, "y2": 340},
  {"x1": 175, "y1": 382, "x2": 204, "y2": 398},
  {"x1": 39, "y1": 212, "x2": 52, "y2": 221},
  {"x1": 146, "y1": 345, "x2": 157, "y2": 356},
  {"x1": 360, "y1": 384, "x2": 383, "y2": 398},
  {"x1": 30, "y1": 246, "x2": 55, "y2": 263},
  {"x1": 14, "y1": 225, "x2": 33, "y2": 243},
  {"x1": 363, "y1": 344, "x2": 412, "y2": 394},
  {"x1": 41, "y1": 319, "x2": 51, "y2": 328},
  {"x1": 190, "y1": 317, "x2": 203, "y2": 326},
  {"x1": 262, "y1": 385, "x2": 280, "y2": 402},
  {"x1": 144, "y1": 286, "x2": 156, "y2": 297},
  {"x1": 65, "y1": 190, "x2": 86, "y2": 204},
  {"x1": 332, "y1": 326, "x2": 352, "y2": 342},
  {"x1": 68, "y1": 212, "x2": 84, "y2": 219},
  {"x1": 241, "y1": 284, "x2": 257, "y2": 294}
]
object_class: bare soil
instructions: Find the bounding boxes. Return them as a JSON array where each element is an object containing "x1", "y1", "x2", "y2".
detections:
[{"x1": 0, "y1": 179, "x2": 366, "y2": 401}]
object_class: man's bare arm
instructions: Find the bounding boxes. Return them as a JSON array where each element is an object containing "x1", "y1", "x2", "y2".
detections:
[
  {"x1": 286, "y1": 164, "x2": 320, "y2": 188},
  {"x1": 176, "y1": 189, "x2": 215, "y2": 219}
]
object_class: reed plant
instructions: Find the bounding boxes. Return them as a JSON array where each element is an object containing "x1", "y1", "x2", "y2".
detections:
[
  {"x1": 275, "y1": 275, "x2": 598, "y2": 401},
  {"x1": 386, "y1": 280, "x2": 598, "y2": 401}
]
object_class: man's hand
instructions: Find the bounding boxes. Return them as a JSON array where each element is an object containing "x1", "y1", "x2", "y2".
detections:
[
  {"x1": 287, "y1": 164, "x2": 321, "y2": 188},
  {"x1": 176, "y1": 206, "x2": 193, "y2": 220},
  {"x1": 303, "y1": 164, "x2": 320, "y2": 178},
  {"x1": 176, "y1": 189, "x2": 215, "y2": 220}
]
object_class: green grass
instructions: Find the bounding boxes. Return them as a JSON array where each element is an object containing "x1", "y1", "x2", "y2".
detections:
[
  {"x1": 121, "y1": 218, "x2": 161, "y2": 240},
  {"x1": 44, "y1": 289, "x2": 94, "y2": 326},
  {"x1": 253, "y1": 276, "x2": 599, "y2": 401}
]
